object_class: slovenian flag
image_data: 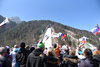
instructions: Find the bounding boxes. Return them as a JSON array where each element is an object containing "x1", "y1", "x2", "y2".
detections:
[
  {"x1": 81, "y1": 37, "x2": 86, "y2": 44},
  {"x1": 79, "y1": 36, "x2": 86, "y2": 48},
  {"x1": 61, "y1": 33, "x2": 66, "y2": 40},
  {"x1": 0, "y1": 17, "x2": 10, "y2": 27},
  {"x1": 91, "y1": 24, "x2": 100, "y2": 35}
]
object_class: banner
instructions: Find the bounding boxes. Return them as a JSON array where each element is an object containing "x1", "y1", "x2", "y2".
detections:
[
  {"x1": 0, "y1": 17, "x2": 9, "y2": 27},
  {"x1": 91, "y1": 24, "x2": 100, "y2": 35}
]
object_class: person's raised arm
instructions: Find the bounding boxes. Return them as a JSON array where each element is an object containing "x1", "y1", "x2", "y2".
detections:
[{"x1": 56, "y1": 41, "x2": 59, "y2": 49}]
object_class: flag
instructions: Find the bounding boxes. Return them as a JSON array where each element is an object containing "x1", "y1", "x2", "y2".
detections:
[
  {"x1": 91, "y1": 24, "x2": 100, "y2": 35},
  {"x1": 81, "y1": 36, "x2": 86, "y2": 44},
  {"x1": 61, "y1": 33, "x2": 66, "y2": 40},
  {"x1": 0, "y1": 17, "x2": 10, "y2": 27},
  {"x1": 79, "y1": 36, "x2": 86, "y2": 48},
  {"x1": 81, "y1": 38, "x2": 85, "y2": 44}
]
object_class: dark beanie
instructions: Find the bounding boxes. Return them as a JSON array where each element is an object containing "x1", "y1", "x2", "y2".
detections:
[
  {"x1": 53, "y1": 44, "x2": 57, "y2": 48},
  {"x1": 20, "y1": 42, "x2": 25, "y2": 48}
]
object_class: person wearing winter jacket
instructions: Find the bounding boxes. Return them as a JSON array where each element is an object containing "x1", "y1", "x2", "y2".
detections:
[
  {"x1": 93, "y1": 45, "x2": 100, "y2": 67},
  {"x1": 46, "y1": 48, "x2": 58, "y2": 67},
  {"x1": 62, "y1": 45, "x2": 69, "y2": 60},
  {"x1": 53, "y1": 41, "x2": 59, "y2": 64},
  {"x1": 16, "y1": 42, "x2": 29, "y2": 67},
  {"x1": 0, "y1": 47, "x2": 11, "y2": 67},
  {"x1": 79, "y1": 49, "x2": 97, "y2": 67},
  {"x1": 26, "y1": 42, "x2": 47, "y2": 67},
  {"x1": 5, "y1": 46, "x2": 11, "y2": 60},
  {"x1": 10, "y1": 45, "x2": 19, "y2": 67},
  {"x1": 63, "y1": 49, "x2": 78, "y2": 67}
]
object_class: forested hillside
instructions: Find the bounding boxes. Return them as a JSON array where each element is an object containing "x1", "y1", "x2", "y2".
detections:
[{"x1": 0, "y1": 15, "x2": 100, "y2": 47}]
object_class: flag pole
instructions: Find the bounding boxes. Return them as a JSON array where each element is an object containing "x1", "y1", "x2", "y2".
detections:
[{"x1": 94, "y1": 35, "x2": 100, "y2": 41}]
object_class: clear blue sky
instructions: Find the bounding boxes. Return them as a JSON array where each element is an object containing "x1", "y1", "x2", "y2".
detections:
[{"x1": 0, "y1": 0, "x2": 100, "y2": 31}]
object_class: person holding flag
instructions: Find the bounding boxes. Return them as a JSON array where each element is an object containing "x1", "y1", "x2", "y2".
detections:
[{"x1": 53, "y1": 41, "x2": 60, "y2": 65}]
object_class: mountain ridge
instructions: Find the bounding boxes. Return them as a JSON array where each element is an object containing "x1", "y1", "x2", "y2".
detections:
[
  {"x1": 9, "y1": 16, "x2": 21, "y2": 23},
  {"x1": 0, "y1": 15, "x2": 100, "y2": 47}
]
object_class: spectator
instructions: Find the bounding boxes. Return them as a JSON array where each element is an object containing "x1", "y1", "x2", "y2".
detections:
[
  {"x1": 0, "y1": 47, "x2": 11, "y2": 67},
  {"x1": 93, "y1": 45, "x2": 100, "y2": 67},
  {"x1": 10, "y1": 45, "x2": 19, "y2": 67},
  {"x1": 16, "y1": 42, "x2": 29, "y2": 67},
  {"x1": 76, "y1": 47, "x2": 85, "y2": 59},
  {"x1": 62, "y1": 45, "x2": 69, "y2": 59},
  {"x1": 59, "y1": 50, "x2": 63, "y2": 67},
  {"x1": 79, "y1": 49, "x2": 97, "y2": 67},
  {"x1": 53, "y1": 42, "x2": 59, "y2": 58},
  {"x1": 63, "y1": 49, "x2": 78, "y2": 67},
  {"x1": 5, "y1": 46, "x2": 11, "y2": 60},
  {"x1": 26, "y1": 41, "x2": 47, "y2": 67},
  {"x1": 25, "y1": 45, "x2": 30, "y2": 54},
  {"x1": 53, "y1": 41, "x2": 59, "y2": 64},
  {"x1": 25, "y1": 45, "x2": 29, "y2": 50},
  {"x1": 46, "y1": 48, "x2": 58, "y2": 67}
]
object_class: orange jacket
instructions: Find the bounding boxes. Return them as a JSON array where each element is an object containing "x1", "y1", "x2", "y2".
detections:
[
  {"x1": 53, "y1": 42, "x2": 59, "y2": 58},
  {"x1": 53, "y1": 42, "x2": 59, "y2": 64}
]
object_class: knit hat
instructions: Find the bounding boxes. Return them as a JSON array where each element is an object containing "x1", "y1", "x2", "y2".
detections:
[
  {"x1": 52, "y1": 44, "x2": 57, "y2": 48},
  {"x1": 5, "y1": 46, "x2": 9, "y2": 49},
  {"x1": 37, "y1": 42, "x2": 44, "y2": 48}
]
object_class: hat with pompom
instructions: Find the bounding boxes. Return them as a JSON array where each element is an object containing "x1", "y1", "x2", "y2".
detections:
[{"x1": 37, "y1": 41, "x2": 44, "y2": 48}]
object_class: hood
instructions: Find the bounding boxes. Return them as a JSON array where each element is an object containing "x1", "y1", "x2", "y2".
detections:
[
  {"x1": 13, "y1": 48, "x2": 19, "y2": 52},
  {"x1": 64, "y1": 57, "x2": 79, "y2": 64},
  {"x1": 64, "y1": 55, "x2": 79, "y2": 64},
  {"x1": 93, "y1": 51, "x2": 100, "y2": 56},
  {"x1": 18, "y1": 48, "x2": 26, "y2": 53},
  {"x1": 93, "y1": 51, "x2": 100, "y2": 61},
  {"x1": 67, "y1": 55, "x2": 78, "y2": 59},
  {"x1": 32, "y1": 49, "x2": 43, "y2": 56},
  {"x1": 47, "y1": 56, "x2": 58, "y2": 61},
  {"x1": 47, "y1": 56, "x2": 58, "y2": 64}
]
